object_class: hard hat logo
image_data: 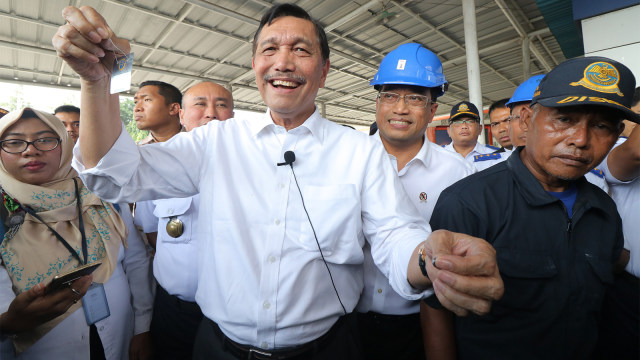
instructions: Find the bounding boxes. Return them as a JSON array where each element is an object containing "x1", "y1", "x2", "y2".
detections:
[
  {"x1": 570, "y1": 62, "x2": 623, "y2": 97},
  {"x1": 396, "y1": 59, "x2": 406, "y2": 70}
]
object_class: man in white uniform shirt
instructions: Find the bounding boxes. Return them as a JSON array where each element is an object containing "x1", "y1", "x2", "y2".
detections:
[
  {"x1": 53, "y1": 4, "x2": 504, "y2": 359},
  {"x1": 358, "y1": 43, "x2": 475, "y2": 360},
  {"x1": 595, "y1": 86, "x2": 640, "y2": 359},
  {"x1": 444, "y1": 101, "x2": 495, "y2": 162},
  {"x1": 134, "y1": 81, "x2": 234, "y2": 360}
]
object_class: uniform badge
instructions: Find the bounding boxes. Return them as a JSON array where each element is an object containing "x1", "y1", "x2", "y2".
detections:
[
  {"x1": 570, "y1": 62, "x2": 624, "y2": 96},
  {"x1": 419, "y1": 192, "x2": 427, "y2": 203},
  {"x1": 166, "y1": 216, "x2": 184, "y2": 238},
  {"x1": 458, "y1": 103, "x2": 469, "y2": 112}
]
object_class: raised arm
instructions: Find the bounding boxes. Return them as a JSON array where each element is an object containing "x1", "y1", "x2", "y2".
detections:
[
  {"x1": 606, "y1": 123, "x2": 640, "y2": 182},
  {"x1": 52, "y1": 6, "x2": 130, "y2": 168}
]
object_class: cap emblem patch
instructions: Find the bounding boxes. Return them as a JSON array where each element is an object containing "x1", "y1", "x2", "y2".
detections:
[
  {"x1": 458, "y1": 103, "x2": 468, "y2": 112},
  {"x1": 570, "y1": 62, "x2": 623, "y2": 97}
]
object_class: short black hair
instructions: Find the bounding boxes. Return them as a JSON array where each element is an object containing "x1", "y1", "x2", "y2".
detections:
[
  {"x1": 488, "y1": 98, "x2": 509, "y2": 117},
  {"x1": 632, "y1": 87, "x2": 640, "y2": 108},
  {"x1": 139, "y1": 80, "x2": 182, "y2": 106},
  {"x1": 252, "y1": 3, "x2": 330, "y2": 63},
  {"x1": 54, "y1": 105, "x2": 80, "y2": 114}
]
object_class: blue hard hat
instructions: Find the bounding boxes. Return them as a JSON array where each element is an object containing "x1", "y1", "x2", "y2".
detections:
[
  {"x1": 370, "y1": 43, "x2": 448, "y2": 97},
  {"x1": 506, "y1": 74, "x2": 545, "y2": 108}
]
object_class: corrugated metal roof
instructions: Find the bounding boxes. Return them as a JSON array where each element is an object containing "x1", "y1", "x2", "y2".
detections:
[{"x1": 0, "y1": 0, "x2": 567, "y2": 126}]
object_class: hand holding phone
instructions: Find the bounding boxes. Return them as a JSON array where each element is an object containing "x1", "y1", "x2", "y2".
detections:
[{"x1": 47, "y1": 261, "x2": 102, "y2": 293}]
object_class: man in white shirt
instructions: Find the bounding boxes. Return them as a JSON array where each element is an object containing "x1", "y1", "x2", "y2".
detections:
[
  {"x1": 359, "y1": 43, "x2": 475, "y2": 360},
  {"x1": 444, "y1": 101, "x2": 495, "y2": 162},
  {"x1": 595, "y1": 86, "x2": 640, "y2": 359},
  {"x1": 136, "y1": 81, "x2": 234, "y2": 360},
  {"x1": 53, "y1": 3, "x2": 504, "y2": 359}
]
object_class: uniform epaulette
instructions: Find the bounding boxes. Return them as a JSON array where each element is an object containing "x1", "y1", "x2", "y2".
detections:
[
  {"x1": 474, "y1": 153, "x2": 501, "y2": 162},
  {"x1": 486, "y1": 145, "x2": 499, "y2": 151},
  {"x1": 589, "y1": 168, "x2": 604, "y2": 178}
]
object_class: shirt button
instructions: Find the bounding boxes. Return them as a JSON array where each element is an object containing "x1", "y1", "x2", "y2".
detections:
[
  {"x1": 261, "y1": 341, "x2": 268, "y2": 349},
  {"x1": 168, "y1": 209, "x2": 173, "y2": 215},
  {"x1": 268, "y1": 256, "x2": 276, "y2": 263},
  {"x1": 377, "y1": 288, "x2": 383, "y2": 294},
  {"x1": 279, "y1": 183, "x2": 285, "y2": 189},
  {"x1": 263, "y1": 301, "x2": 271, "y2": 309},
  {"x1": 99, "y1": 326, "x2": 104, "y2": 331},
  {"x1": 275, "y1": 219, "x2": 280, "y2": 225}
]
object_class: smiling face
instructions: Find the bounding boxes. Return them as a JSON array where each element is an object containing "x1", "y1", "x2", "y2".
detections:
[
  {"x1": 375, "y1": 85, "x2": 437, "y2": 149},
  {"x1": 180, "y1": 82, "x2": 234, "y2": 131},
  {"x1": 0, "y1": 117, "x2": 62, "y2": 185},
  {"x1": 521, "y1": 104, "x2": 622, "y2": 190},
  {"x1": 489, "y1": 107, "x2": 512, "y2": 148},
  {"x1": 252, "y1": 16, "x2": 330, "y2": 127}
]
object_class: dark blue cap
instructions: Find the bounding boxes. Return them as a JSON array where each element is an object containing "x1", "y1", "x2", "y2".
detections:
[
  {"x1": 531, "y1": 56, "x2": 639, "y2": 123},
  {"x1": 449, "y1": 101, "x2": 480, "y2": 122}
]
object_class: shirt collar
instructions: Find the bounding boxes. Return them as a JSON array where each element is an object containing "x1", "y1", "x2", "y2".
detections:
[
  {"x1": 249, "y1": 107, "x2": 325, "y2": 144},
  {"x1": 506, "y1": 147, "x2": 610, "y2": 211},
  {"x1": 374, "y1": 133, "x2": 431, "y2": 170}
]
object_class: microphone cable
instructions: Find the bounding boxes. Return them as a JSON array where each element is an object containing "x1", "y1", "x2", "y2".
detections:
[{"x1": 281, "y1": 151, "x2": 347, "y2": 315}]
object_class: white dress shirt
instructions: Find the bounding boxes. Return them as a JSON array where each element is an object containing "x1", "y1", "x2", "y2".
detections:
[
  {"x1": 600, "y1": 137, "x2": 639, "y2": 277},
  {"x1": 357, "y1": 136, "x2": 475, "y2": 315},
  {"x1": 72, "y1": 109, "x2": 431, "y2": 349},
  {"x1": 0, "y1": 205, "x2": 153, "y2": 359},
  {"x1": 444, "y1": 142, "x2": 495, "y2": 163},
  {"x1": 134, "y1": 196, "x2": 200, "y2": 302}
]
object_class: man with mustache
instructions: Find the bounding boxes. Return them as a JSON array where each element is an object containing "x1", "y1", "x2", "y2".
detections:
[
  {"x1": 422, "y1": 57, "x2": 638, "y2": 360},
  {"x1": 487, "y1": 99, "x2": 512, "y2": 152},
  {"x1": 444, "y1": 101, "x2": 496, "y2": 162},
  {"x1": 53, "y1": 3, "x2": 504, "y2": 359}
]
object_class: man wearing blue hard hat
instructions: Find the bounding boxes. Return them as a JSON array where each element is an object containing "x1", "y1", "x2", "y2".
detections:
[
  {"x1": 360, "y1": 43, "x2": 474, "y2": 360},
  {"x1": 422, "y1": 56, "x2": 637, "y2": 360},
  {"x1": 474, "y1": 74, "x2": 609, "y2": 193},
  {"x1": 473, "y1": 75, "x2": 544, "y2": 171}
]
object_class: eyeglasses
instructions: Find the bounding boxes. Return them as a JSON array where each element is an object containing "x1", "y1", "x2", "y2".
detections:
[
  {"x1": 378, "y1": 92, "x2": 433, "y2": 108},
  {"x1": 0, "y1": 137, "x2": 61, "y2": 154},
  {"x1": 450, "y1": 119, "x2": 479, "y2": 125},
  {"x1": 509, "y1": 115, "x2": 521, "y2": 122}
]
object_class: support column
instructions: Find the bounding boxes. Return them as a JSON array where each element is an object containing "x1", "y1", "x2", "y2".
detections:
[
  {"x1": 462, "y1": 0, "x2": 485, "y2": 143},
  {"x1": 320, "y1": 102, "x2": 326, "y2": 118},
  {"x1": 522, "y1": 37, "x2": 531, "y2": 80}
]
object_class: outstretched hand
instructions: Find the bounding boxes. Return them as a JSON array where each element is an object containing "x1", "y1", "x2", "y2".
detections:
[
  {"x1": 0, "y1": 275, "x2": 92, "y2": 335},
  {"x1": 424, "y1": 230, "x2": 503, "y2": 316},
  {"x1": 52, "y1": 6, "x2": 130, "y2": 82}
]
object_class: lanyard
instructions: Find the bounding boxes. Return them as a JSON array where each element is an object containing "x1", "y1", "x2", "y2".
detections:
[{"x1": 21, "y1": 178, "x2": 88, "y2": 265}]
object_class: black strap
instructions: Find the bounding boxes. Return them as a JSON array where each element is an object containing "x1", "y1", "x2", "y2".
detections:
[{"x1": 21, "y1": 178, "x2": 88, "y2": 265}]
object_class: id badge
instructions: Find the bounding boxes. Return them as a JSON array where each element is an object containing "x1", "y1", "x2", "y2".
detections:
[
  {"x1": 82, "y1": 283, "x2": 111, "y2": 326},
  {"x1": 110, "y1": 52, "x2": 134, "y2": 94}
]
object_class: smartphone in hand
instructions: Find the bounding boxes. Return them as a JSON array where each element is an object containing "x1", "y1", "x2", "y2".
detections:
[{"x1": 46, "y1": 261, "x2": 102, "y2": 293}]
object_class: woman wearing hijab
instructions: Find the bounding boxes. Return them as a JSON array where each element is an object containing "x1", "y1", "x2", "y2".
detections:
[{"x1": 0, "y1": 108, "x2": 153, "y2": 359}]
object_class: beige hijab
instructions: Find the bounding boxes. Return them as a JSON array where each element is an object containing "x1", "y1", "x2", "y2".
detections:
[{"x1": 0, "y1": 108, "x2": 127, "y2": 352}]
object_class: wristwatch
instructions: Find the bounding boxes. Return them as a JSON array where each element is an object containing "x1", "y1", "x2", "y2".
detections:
[{"x1": 418, "y1": 246, "x2": 429, "y2": 279}]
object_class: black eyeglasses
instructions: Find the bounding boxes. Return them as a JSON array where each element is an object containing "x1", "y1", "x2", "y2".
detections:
[
  {"x1": 378, "y1": 92, "x2": 433, "y2": 108},
  {"x1": 0, "y1": 137, "x2": 61, "y2": 154}
]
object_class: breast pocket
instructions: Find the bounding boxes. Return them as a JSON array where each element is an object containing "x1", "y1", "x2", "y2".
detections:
[
  {"x1": 154, "y1": 198, "x2": 194, "y2": 244},
  {"x1": 296, "y1": 184, "x2": 360, "y2": 261},
  {"x1": 492, "y1": 248, "x2": 558, "y2": 315}
]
